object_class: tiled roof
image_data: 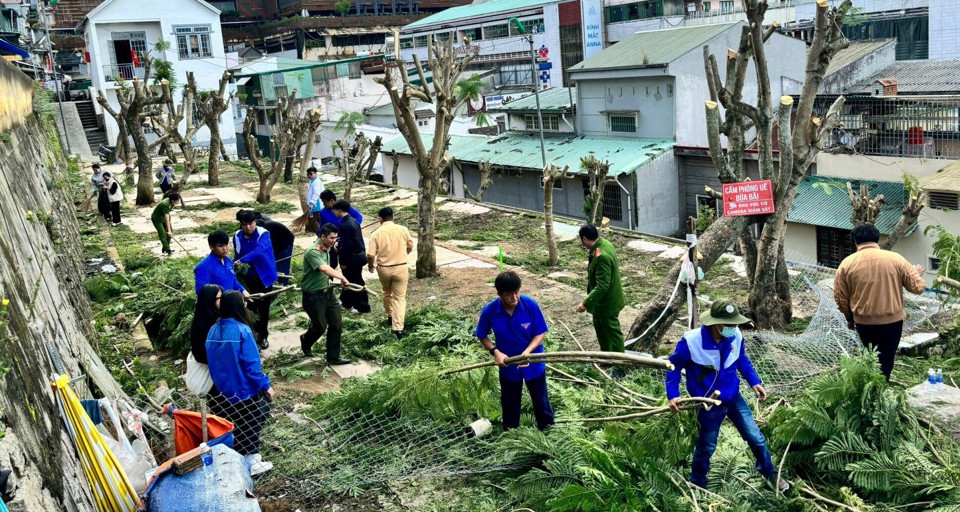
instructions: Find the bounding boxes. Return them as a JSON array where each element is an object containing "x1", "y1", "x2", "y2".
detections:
[
  {"x1": 381, "y1": 132, "x2": 674, "y2": 176},
  {"x1": 568, "y1": 23, "x2": 738, "y2": 73},
  {"x1": 788, "y1": 176, "x2": 913, "y2": 234},
  {"x1": 406, "y1": 0, "x2": 558, "y2": 29},
  {"x1": 922, "y1": 162, "x2": 960, "y2": 193},
  {"x1": 825, "y1": 39, "x2": 895, "y2": 76},
  {"x1": 843, "y1": 60, "x2": 960, "y2": 95},
  {"x1": 488, "y1": 87, "x2": 575, "y2": 113}
]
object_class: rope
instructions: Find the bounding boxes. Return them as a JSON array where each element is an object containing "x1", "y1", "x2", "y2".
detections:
[{"x1": 625, "y1": 269, "x2": 685, "y2": 348}]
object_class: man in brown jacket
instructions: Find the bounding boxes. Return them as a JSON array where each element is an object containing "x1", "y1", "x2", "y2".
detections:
[
  {"x1": 367, "y1": 207, "x2": 413, "y2": 339},
  {"x1": 833, "y1": 223, "x2": 927, "y2": 379}
]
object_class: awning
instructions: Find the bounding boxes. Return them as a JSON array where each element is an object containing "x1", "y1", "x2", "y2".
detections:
[{"x1": 0, "y1": 39, "x2": 30, "y2": 59}]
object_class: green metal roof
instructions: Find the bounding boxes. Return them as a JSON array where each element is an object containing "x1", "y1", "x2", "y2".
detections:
[
  {"x1": 381, "y1": 132, "x2": 674, "y2": 176},
  {"x1": 569, "y1": 23, "x2": 739, "y2": 73},
  {"x1": 788, "y1": 176, "x2": 916, "y2": 235},
  {"x1": 231, "y1": 55, "x2": 382, "y2": 78},
  {"x1": 406, "y1": 0, "x2": 558, "y2": 29},
  {"x1": 488, "y1": 87, "x2": 575, "y2": 113}
]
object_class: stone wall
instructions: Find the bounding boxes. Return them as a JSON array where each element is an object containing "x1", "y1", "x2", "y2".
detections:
[{"x1": 0, "y1": 58, "x2": 123, "y2": 512}]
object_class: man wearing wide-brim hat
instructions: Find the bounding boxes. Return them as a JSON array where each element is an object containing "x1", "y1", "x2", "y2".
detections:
[{"x1": 665, "y1": 299, "x2": 790, "y2": 493}]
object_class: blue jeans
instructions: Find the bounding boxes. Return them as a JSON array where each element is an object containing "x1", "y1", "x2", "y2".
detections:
[{"x1": 690, "y1": 393, "x2": 775, "y2": 488}]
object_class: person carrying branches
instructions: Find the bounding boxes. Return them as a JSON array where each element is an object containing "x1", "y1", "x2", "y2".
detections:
[
  {"x1": 665, "y1": 299, "x2": 789, "y2": 493},
  {"x1": 300, "y1": 223, "x2": 352, "y2": 365},
  {"x1": 475, "y1": 271, "x2": 555, "y2": 431}
]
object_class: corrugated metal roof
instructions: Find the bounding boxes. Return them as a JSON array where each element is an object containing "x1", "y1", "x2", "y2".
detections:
[
  {"x1": 922, "y1": 162, "x2": 960, "y2": 193},
  {"x1": 406, "y1": 0, "x2": 558, "y2": 29},
  {"x1": 844, "y1": 60, "x2": 960, "y2": 95},
  {"x1": 381, "y1": 132, "x2": 674, "y2": 175},
  {"x1": 569, "y1": 23, "x2": 738, "y2": 73},
  {"x1": 788, "y1": 176, "x2": 912, "y2": 234},
  {"x1": 230, "y1": 55, "x2": 381, "y2": 78},
  {"x1": 825, "y1": 39, "x2": 895, "y2": 76},
  {"x1": 488, "y1": 87, "x2": 575, "y2": 113}
]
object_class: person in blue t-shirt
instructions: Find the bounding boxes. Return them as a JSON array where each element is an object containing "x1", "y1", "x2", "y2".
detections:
[
  {"x1": 475, "y1": 271, "x2": 554, "y2": 431},
  {"x1": 194, "y1": 230, "x2": 249, "y2": 298},
  {"x1": 665, "y1": 299, "x2": 789, "y2": 493},
  {"x1": 315, "y1": 189, "x2": 362, "y2": 234}
]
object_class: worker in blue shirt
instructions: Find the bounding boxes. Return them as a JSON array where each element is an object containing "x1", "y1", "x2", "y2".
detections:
[
  {"x1": 194, "y1": 230, "x2": 249, "y2": 298},
  {"x1": 665, "y1": 299, "x2": 789, "y2": 493},
  {"x1": 234, "y1": 209, "x2": 278, "y2": 350},
  {"x1": 475, "y1": 271, "x2": 554, "y2": 431},
  {"x1": 316, "y1": 189, "x2": 362, "y2": 234},
  {"x1": 305, "y1": 166, "x2": 325, "y2": 227}
]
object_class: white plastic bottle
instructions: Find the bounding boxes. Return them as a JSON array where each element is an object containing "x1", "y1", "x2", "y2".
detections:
[{"x1": 199, "y1": 443, "x2": 214, "y2": 480}]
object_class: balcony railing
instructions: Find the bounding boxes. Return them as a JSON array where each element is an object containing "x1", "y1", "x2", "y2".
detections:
[
  {"x1": 810, "y1": 95, "x2": 960, "y2": 159},
  {"x1": 103, "y1": 64, "x2": 145, "y2": 82}
]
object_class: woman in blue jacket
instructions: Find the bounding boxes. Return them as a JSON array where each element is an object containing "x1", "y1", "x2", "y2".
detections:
[{"x1": 206, "y1": 291, "x2": 276, "y2": 476}]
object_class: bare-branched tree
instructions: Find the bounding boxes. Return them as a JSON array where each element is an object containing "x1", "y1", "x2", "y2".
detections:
[
  {"x1": 628, "y1": 0, "x2": 855, "y2": 350},
  {"x1": 581, "y1": 155, "x2": 615, "y2": 225},
  {"x1": 243, "y1": 92, "x2": 322, "y2": 204},
  {"x1": 336, "y1": 132, "x2": 383, "y2": 202},
  {"x1": 96, "y1": 60, "x2": 171, "y2": 205},
  {"x1": 848, "y1": 173, "x2": 927, "y2": 250},
  {"x1": 190, "y1": 70, "x2": 234, "y2": 186},
  {"x1": 373, "y1": 35, "x2": 482, "y2": 278},
  {"x1": 464, "y1": 160, "x2": 494, "y2": 201},
  {"x1": 151, "y1": 78, "x2": 205, "y2": 190}
]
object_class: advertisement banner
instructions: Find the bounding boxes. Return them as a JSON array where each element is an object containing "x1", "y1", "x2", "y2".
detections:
[{"x1": 581, "y1": 0, "x2": 604, "y2": 60}]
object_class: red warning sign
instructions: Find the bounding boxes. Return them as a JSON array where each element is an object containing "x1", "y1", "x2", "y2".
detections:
[{"x1": 722, "y1": 179, "x2": 775, "y2": 217}]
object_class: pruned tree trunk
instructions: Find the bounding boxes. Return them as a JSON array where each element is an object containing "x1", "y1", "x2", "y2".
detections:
[
  {"x1": 848, "y1": 181, "x2": 884, "y2": 225},
  {"x1": 628, "y1": 215, "x2": 749, "y2": 352},
  {"x1": 882, "y1": 188, "x2": 926, "y2": 249},
  {"x1": 543, "y1": 163, "x2": 571, "y2": 266},
  {"x1": 630, "y1": 0, "x2": 854, "y2": 342},
  {"x1": 243, "y1": 93, "x2": 320, "y2": 205},
  {"x1": 298, "y1": 111, "x2": 322, "y2": 232},
  {"x1": 191, "y1": 71, "x2": 233, "y2": 186},
  {"x1": 388, "y1": 149, "x2": 399, "y2": 185},
  {"x1": 464, "y1": 160, "x2": 494, "y2": 201},
  {"x1": 582, "y1": 155, "x2": 614, "y2": 225},
  {"x1": 374, "y1": 34, "x2": 477, "y2": 278}
]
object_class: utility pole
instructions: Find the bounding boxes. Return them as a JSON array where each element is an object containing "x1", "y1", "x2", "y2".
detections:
[
  {"x1": 40, "y1": 0, "x2": 72, "y2": 156},
  {"x1": 510, "y1": 18, "x2": 546, "y2": 170}
]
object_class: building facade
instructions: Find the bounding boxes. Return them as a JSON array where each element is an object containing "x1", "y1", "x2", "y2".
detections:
[{"x1": 83, "y1": 0, "x2": 237, "y2": 155}]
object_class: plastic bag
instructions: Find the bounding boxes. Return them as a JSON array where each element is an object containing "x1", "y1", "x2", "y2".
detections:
[
  {"x1": 97, "y1": 399, "x2": 155, "y2": 493},
  {"x1": 185, "y1": 352, "x2": 214, "y2": 396}
]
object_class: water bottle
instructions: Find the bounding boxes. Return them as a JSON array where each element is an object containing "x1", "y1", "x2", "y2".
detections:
[
  {"x1": 927, "y1": 368, "x2": 937, "y2": 386},
  {"x1": 199, "y1": 443, "x2": 214, "y2": 479},
  {"x1": 936, "y1": 368, "x2": 944, "y2": 389}
]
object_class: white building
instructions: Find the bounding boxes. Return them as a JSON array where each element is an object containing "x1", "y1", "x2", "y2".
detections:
[
  {"x1": 397, "y1": 0, "x2": 579, "y2": 91},
  {"x1": 82, "y1": 0, "x2": 237, "y2": 155}
]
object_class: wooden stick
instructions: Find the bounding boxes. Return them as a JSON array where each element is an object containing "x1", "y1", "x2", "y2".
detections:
[
  {"x1": 248, "y1": 284, "x2": 298, "y2": 300},
  {"x1": 547, "y1": 364, "x2": 600, "y2": 386},
  {"x1": 557, "y1": 397, "x2": 720, "y2": 424},
  {"x1": 800, "y1": 484, "x2": 859, "y2": 512},
  {"x1": 557, "y1": 319, "x2": 658, "y2": 402},
  {"x1": 443, "y1": 351, "x2": 674, "y2": 375},
  {"x1": 776, "y1": 429, "x2": 797, "y2": 497}
]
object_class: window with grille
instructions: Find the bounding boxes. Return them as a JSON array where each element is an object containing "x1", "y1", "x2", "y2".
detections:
[
  {"x1": 462, "y1": 27, "x2": 482, "y2": 41},
  {"x1": 929, "y1": 257, "x2": 941, "y2": 273},
  {"x1": 582, "y1": 180, "x2": 624, "y2": 221},
  {"x1": 609, "y1": 114, "x2": 636, "y2": 133},
  {"x1": 719, "y1": 1, "x2": 734, "y2": 13},
  {"x1": 524, "y1": 114, "x2": 560, "y2": 131},
  {"x1": 207, "y1": 0, "x2": 237, "y2": 12},
  {"x1": 434, "y1": 32, "x2": 452, "y2": 43},
  {"x1": 928, "y1": 191, "x2": 959, "y2": 210},
  {"x1": 510, "y1": 18, "x2": 544, "y2": 36},
  {"x1": 484, "y1": 24, "x2": 508, "y2": 39},
  {"x1": 174, "y1": 25, "x2": 212, "y2": 59},
  {"x1": 399, "y1": 37, "x2": 413, "y2": 49},
  {"x1": 816, "y1": 226, "x2": 854, "y2": 268},
  {"x1": 696, "y1": 194, "x2": 721, "y2": 218}
]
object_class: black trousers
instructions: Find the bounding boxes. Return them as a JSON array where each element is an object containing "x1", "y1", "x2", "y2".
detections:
[
  {"x1": 302, "y1": 289, "x2": 342, "y2": 361},
  {"x1": 340, "y1": 261, "x2": 371, "y2": 313},
  {"x1": 856, "y1": 320, "x2": 904, "y2": 380},
  {"x1": 500, "y1": 373, "x2": 555, "y2": 431},
  {"x1": 97, "y1": 190, "x2": 110, "y2": 219},
  {"x1": 242, "y1": 273, "x2": 274, "y2": 342},
  {"x1": 109, "y1": 201, "x2": 121, "y2": 223},
  {"x1": 208, "y1": 389, "x2": 269, "y2": 456}
]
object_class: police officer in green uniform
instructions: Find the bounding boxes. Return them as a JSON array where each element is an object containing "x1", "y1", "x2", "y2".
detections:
[{"x1": 576, "y1": 224, "x2": 625, "y2": 353}]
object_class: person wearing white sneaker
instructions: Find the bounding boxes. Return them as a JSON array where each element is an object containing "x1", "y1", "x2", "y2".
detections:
[{"x1": 244, "y1": 453, "x2": 274, "y2": 476}]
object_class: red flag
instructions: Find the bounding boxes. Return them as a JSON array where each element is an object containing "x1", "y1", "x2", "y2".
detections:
[{"x1": 131, "y1": 49, "x2": 141, "y2": 68}]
